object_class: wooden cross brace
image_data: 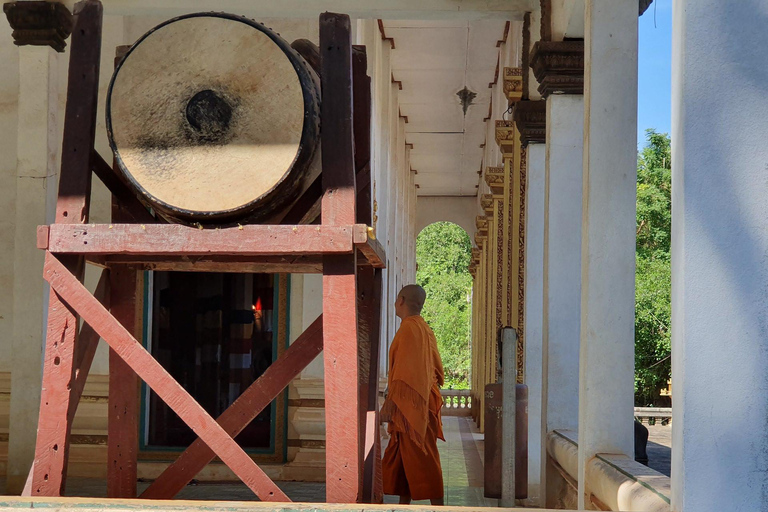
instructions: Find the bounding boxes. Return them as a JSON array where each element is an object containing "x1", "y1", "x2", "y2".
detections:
[{"x1": 38, "y1": 252, "x2": 324, "y2": 501}]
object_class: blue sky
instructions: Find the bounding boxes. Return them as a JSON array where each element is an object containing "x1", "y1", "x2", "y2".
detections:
[{"x1": 637, "y1": 0, "x2": 672, "y2": 149}]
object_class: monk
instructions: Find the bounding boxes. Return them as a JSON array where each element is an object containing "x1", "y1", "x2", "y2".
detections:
[{"x1": 381, "y1": 285, "x2": 445, "y2": 505}]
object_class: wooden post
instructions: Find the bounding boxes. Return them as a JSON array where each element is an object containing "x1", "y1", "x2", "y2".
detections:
[
  {"x1": 351, "y1": 43, "x2": 383, "y2": 505},
  {"x1": 30, "y1": 0, "x2": 102, "y2": 496},
  {"x1": 320, "y1": 12, "x2": 360, "y2": 504},
  {"x1": 106, "y1": 44, "x2": 143, "y2": 499},
  {"x1": 107, "y1": 265, "x2": 141, "y2": 498}
]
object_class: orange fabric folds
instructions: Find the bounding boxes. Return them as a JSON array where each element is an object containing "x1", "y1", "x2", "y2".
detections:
[{"x1": 380, "y1": 316, "x2": 445, "y2": 450}]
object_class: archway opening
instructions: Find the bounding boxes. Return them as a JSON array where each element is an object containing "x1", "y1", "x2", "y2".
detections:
[{"x1": 415, "y1": 221, "x2": 473, "y2": 389}]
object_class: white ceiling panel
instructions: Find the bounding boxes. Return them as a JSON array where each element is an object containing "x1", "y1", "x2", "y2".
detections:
[
  {"x1": 400, "y1": 104, "x2": 465, "y2": 133},
  {"x1": 388, "y1": 27, "x2": 468, "y2": 71},
  {"x1": 384, "y1": 19, "x2": 510, "y2": 197}
]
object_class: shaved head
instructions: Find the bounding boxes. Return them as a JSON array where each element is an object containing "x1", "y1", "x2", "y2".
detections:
[{"x1": 398, "y1": 285, "x2": 427, "y2": 316}]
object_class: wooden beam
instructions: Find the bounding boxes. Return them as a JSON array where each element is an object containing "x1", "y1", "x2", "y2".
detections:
[
  {"x1": 96, "y1": 255, "x2": 325, "y2": 274},
  {"x1": 30, "y1": 0, "x2": 103, "y2": 496},
  {"x1": 42, "y1": 253, "x2": 290, "y2": 502},
  {"x1": 140, "y1": 315, "x2": 324, "y2": 499},
  {"x1": 45, "y1": 224, "x2": 357, "y2": 256},
  {"x1": 70, "y1": 270, "x2": 109, "y2": 417},
  {"x1": 320, "y1": 11, "x2": 361, "y2": 504}
]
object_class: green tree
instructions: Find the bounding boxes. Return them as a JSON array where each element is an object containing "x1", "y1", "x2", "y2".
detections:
[
  {"x1": 635, "y1": 129, "x2": 672, "y2": 405},
  {"x1": 416, "y1": 222, "x2": 473, "y2": 388}
]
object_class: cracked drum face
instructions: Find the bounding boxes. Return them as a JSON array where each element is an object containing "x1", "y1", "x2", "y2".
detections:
[{"x1": 107, "y1": 13, "x2": 320, "y2": 225}]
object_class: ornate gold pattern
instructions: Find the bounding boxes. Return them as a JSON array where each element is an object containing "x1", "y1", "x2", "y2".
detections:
[
  {"x1": 517, "y1": 150, "x2": 527, "y2": 384},
  {"x1": 503, "y1": 67, "x2": 524, "y2": 104},
  {"x1": 495, "y1": 120, "x2": 516, "y2": 157},
  {"x1": 481, "y1": 194, "x2": 494, "y2": 213},
  {"x1": 484, "y1": 166, "x2": 505, "y2": 194},
  {"x1": 476, "y1": 215, "x2": 489, "y2": 234}
]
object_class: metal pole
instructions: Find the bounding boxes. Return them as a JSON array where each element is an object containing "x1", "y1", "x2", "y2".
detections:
[{"x1": 500, "y1": 327, "x2": 517, "y2": 507}]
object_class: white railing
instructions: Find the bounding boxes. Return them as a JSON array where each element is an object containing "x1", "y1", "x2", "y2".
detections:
[
  {"x1": 441, "y1": 389, "x2": 472, "y2": 416},
  {"x1": 634, "y1": 407, "x2": 672, "y2": 425}
]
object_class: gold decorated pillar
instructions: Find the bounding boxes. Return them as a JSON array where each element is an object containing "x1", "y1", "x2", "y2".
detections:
[
  {"x1": 496, "y1": 118, "x2": 527, "y2": 384},
  {"x1": 473, "y1": 223, "x2": 488, "y2": 429}
]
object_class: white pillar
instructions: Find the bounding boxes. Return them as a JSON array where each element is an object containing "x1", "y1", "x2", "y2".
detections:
[
  {"x1": 542, "y1": 95, "x2": 583, "y2": 432},
  {"x1": 672, "y1": 2, "x2": 768, "y2": 510},
  {"x1": 524, "y1": 142, "x2": 545, "y2": 503},
  {"x1": 577, "y1": 1, "x2": 637, "y2": 508},
  {"x1": 541, "y1": 93, "x2": 583, "y2": 504},
  {"x1": 7, "y1": 45, "x2": 60, "y2": 494}
]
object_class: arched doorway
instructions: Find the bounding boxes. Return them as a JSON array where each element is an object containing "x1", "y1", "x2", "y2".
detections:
[{"x1": 416, "y1": 222, "x2": 473, "y2": 389}]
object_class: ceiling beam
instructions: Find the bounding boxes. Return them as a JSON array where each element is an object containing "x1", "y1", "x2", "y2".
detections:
[{"x1": 99, "y1": 0, "x2": 530, "y2": 20}]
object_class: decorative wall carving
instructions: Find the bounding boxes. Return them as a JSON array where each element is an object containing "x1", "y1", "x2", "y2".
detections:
[
  {"x1": 476, "y1": 215, "x2": 489, "y2": 234},
  {"x1": 503, "y1": 67, "x2": 524, "y2": 104},
  {"x1": 522, "y1": 12, "x2": 531, "y2": 100},
  {"x1": 529, "y1": 40, "x2": 584, "y2": 97},
  {"x1": 484, "y1": 167, "x2": 505, "y2": 194},
  {"x1": 3, "y1": 1, "x2": 73, "y2": 52},
  {"x1": 495, "y1": 203, "x2": 504, "y2": 337},
  {"x1": 494, "y1": 121, "x2": 516, "y2": 158},
  {"x1": 481, "y1": 194, "x2": 494, "y2": 214},
  {"x1": 517, "y1": 148, "x2": 527, "y2": 383},
  {"x1": 513, "y1": 101, "x2": 547, "y2": 146}
]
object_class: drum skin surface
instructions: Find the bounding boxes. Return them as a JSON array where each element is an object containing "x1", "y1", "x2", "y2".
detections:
[{"x1": 107, "y1": 13, "x2": 320, "y2": 225}]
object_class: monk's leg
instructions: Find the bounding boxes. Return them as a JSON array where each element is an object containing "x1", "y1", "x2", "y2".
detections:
[
  {"x1": 430, "y1": 497, "x2": 444, "y2": 506},
  {"x1": 399, "y1": 495, "x2": 412, "y2": 504}
]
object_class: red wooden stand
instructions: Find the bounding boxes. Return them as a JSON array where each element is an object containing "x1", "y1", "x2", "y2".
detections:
[{"x1": 26, "y1": 1, "x2": 384, "y2": 504}]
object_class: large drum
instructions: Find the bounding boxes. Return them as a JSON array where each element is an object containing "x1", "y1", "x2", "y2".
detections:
[{"x1": 107, "y1": 13, "x2": 320, "y2": 225}]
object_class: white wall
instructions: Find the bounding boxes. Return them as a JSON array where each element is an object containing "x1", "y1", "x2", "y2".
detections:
[{"x1": 415, "y1": 196, "x2": 477, "y2": 238}]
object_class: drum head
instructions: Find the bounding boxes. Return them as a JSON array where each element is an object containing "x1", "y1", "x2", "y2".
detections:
[{"x1": 107, "y1": 13, "x2": 318, "y2": 221}]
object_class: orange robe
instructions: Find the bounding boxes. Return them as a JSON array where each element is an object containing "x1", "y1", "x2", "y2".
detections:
[{"x1": 381, "y1": 315, "x2": 445, "y2": 501}]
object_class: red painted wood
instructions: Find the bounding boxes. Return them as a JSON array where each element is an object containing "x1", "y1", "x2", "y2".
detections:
[
  {"x1": 360, "y1": 269, "x2": 383, "y2": 503},
  {"x1": 320, "y1": 12, "x2": 361, "y2": 504},
  {"x1": 107, "y1": 265, "x2": 140, "y2": 498},
  {"x1": 321, "y1": 12, "x2": 356, "y2": 227},
  {"x1": 69, "y1": 270, "x2": 110, "y2": 420},
  {"x1": 30, "y1": 287, "x2": 78, "y2": 497},
  {"x1": 46, "y1": 224, "x2": 355, "y2": 256},
  {"x1": 141, "y1": 315, "x2": 324, "y2": 499},
  {"x1": 30, "y1": 0, "x2": 104, "y2": 495},
  {"x1": 322, "y1": 261, "x2": 359, "y2": 503},
  {"x1": 36, "y1": 226, "x2": 50, "y2": 250},
  {"x1": 42, "y1": 253, "x2": 289, "y2": 502}
]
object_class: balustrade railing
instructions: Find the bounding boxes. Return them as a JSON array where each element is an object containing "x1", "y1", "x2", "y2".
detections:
[
  {"x1": 634, "y1": 407, "x2": 672, "y2": 426},
  {"x1": 441, "y1": 389, "x2": 472, "y2": 416}
]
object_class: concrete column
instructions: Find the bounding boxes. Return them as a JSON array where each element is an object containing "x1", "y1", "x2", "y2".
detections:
[
  {"x1": 541, "y1": 93, "x2": 583, "y2": 505},
  {"x1": 672, "y1": 2, "x2": 768, "y2": 510},
  {"x1": 524, "y1": 143, "x2": 545, "y2": 502},
  {"x1": 7, "y1": 45, "x2": 60, "y2": 494},
  {"x1": 577, "y1": 1, "x2": 638, "y2": 508}
]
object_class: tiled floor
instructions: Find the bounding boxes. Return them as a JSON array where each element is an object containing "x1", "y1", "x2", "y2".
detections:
[
  {"x1": 646, "y1": 423, "x2": 672, "y2": 477},
  {"x1": 0, "y1": 417, "x2": 494, "y2": 507},
  {"x1": 389, "y1": 415, "x2": 496, "y2": 507}
]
